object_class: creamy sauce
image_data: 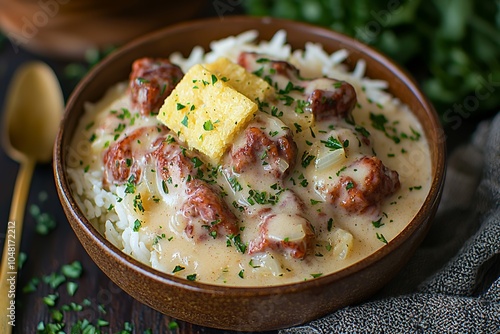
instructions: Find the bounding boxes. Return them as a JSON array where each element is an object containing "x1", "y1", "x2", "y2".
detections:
[{"x1": 68, "y1": 52, "x2": 431, "y2": 287}]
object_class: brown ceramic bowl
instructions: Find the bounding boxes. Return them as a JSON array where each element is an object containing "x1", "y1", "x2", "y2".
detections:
[{"x1": 54, "y1": 16, "x2": 446, "y2": 331}]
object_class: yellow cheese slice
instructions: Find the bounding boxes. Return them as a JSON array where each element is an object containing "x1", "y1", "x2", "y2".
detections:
[
  {"x1": 204, "y1": 57, "x2": 273, "y2": 103},
  {"x1": 157, "y1": 64, "x2": 257, "y2": 164}
]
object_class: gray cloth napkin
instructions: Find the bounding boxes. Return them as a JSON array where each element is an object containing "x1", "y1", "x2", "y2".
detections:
[{"x1": 281, "y1": 112, "x2": 500, "y2": 334}]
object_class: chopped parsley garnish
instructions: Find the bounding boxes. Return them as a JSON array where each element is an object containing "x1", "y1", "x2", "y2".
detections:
[
  {"x1": 372, "y1": 217, "x2": 384, "y2": 228},
  {"x1": 310, "y1": 273, "x2": 323, "y2": 278},
  {"x1": 161, "y1": 180, "x2": 169, "y2": 194},
  {"x1": 238, "y1": 269, "x2": 245, "y2": 279},
  {"x1": 186, "y1": 274, "x2": 197, "y2": 281},
  {"x1": 176, "y1": 103, "x2": 186, "y2": 110},
  {"x1": 133, "y1": 219, "x2": 141, "y2": 232},
  {"x1": 293, "y1": 122, "x2": 302, "y2": 133},
  {"x1": 345, "y1": 181, "x2": 354, "y2": 190},
  {"x1": 172, "y1": 265, "x2": 185, "y2": 273},
  {"x1": 191, "y1": 157, "x2": 204, "y2": 168},
  {"x1": 211, "y1": 74, "x2": 218, "y2": 85},
  {"x1": 61, "y1": 261, "x2": 83, "y2": 279},
  {"x1": 355, "y1": 125, "x2": 370, "y2": 137},
  {"x1": 203, "y1": 120, "x2": 214, "y2": 131},
  {"x1": 247, "y1": 189, "x2": 279, "y2": 206},
  {"x1": 228, "y1": 234, "x2": 247, "y2": 253},
  {"x1": 301, "y1": 151, "x2": 315, "y2": 168},
  {"x1": 376, "y1": 233, "x2": 388, "y2": 244},
  {"x1": 271, "y1": 106, "x2": 283, "y2": 117},
  {"x1": 327, "y1": 218, "x2": 333, "y2": 232},
  {"x1": 181, "y1": 115, "x2": 189, "y2": 127},
  {"x1": 336, "y1": 166, "x2": 347, "y2": 177},
  {"x1": 124, "y1": 175, "x2": 136, "y2": 194},
  {"x1": 228, "y1": 176, "x2": 243, "y2": 192},
  {"x1": 295, "y1": 99, "x2": 309, "y2": 114},
  {"x1": 321, "y1": 136, "x2": 344, "y2": 151},
  {"x1": 133, "y1": 194, "x2": 145, "y2": 212}
]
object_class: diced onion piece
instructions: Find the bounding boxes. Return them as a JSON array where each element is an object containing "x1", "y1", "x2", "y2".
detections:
[
  {"x1": 331, "y1": 228, "x2": 353, "y2": 260},
  {"x1": 250, "y1": 253, "x2": 284, "y2": 277},
  {"x1": 276, "y1": 158, "x2": 290, "y2": 175},
  {"x1": 266, "y1": 214, "x2": 308, "y2": 242},
  {"x1": 315, "y1": 147, "x2": 346, "y2": 171}
]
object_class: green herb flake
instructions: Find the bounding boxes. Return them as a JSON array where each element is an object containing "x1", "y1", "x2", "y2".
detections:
[
  {"x1": 321, "y1": 136, "x2": 343, "y2": 151},
  {"x1": 310, "y1": 273, "x2": 323, "y2": 278},
  {"x1": 172, "y1": 265, "x2": 185, "y2": 273},
  {"x1": 43, "y1": 293, "x2": 59, "y2": 307},
  {"x1": 43, "y1": 272, "x2": 66, "y2": 289},
  {"x1": 376, "y1": 233, "x2": 388, "y2": 244},
  {"x1": 97, "y1": 319, "x2": 109, "y2": 327},
  {"x1": 186, "y1": 274, "x2": 197, "y2": 281},
  {"x1": 168, "y1": 321, "x2": 179, "y2": 330},
  {"x1": 67, "y1": 281, "x2": 79, "y2": 296},
  {"x1": 336, "y1": 166, "x2": 347, "y2": 177},
  {"x1": 327, "y1": 218, "x2": 334, "y2": 232},
  {"x1": 61, "y1": 261, "x2": 83, "y2": 279},
  {"x1": 293, "y1": 122, "x2": 303, "y2": 133},
  {"x1": 181, "y1": 115, "x2": 189, "y2": 127},
  {"x1": 203, "y1": 120, "x2": 214, "y2": 131},
  {"x1": 228, "y1": 234, "x2": 247, "y2": 253},
  {"x1": 372, "y1": 217, "x2": 384, "y2": 228},
  {"x1": 301, "y1": 151, "x2": 315, "y2": 168},
  {"x1": 162, "y1": 180, "x2": 169, "y2": 194},
  {"x1": 133, "y1": 219, "x2": 142, "y2": 232}
]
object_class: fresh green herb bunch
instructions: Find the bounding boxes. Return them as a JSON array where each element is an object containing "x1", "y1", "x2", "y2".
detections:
[{"x1": 244, "y1": 0, "x2": 500, "y2": 119}]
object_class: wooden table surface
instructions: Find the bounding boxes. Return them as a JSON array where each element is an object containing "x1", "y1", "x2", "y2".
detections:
[{"x1": 0, "y1": 9, "x2": 495, "y2": 334}]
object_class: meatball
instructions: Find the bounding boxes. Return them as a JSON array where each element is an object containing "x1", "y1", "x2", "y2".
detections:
[
  {"x1": 129, "y1": 57, "x2": 183, "y2": 115},
  {"x1": 320, "y1": 156, "x2": 400, "y2": 214}
]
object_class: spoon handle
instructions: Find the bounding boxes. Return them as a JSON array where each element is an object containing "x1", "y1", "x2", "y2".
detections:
[{"x1": 0, "y1": 159, "x2": 35, "y2": 334}]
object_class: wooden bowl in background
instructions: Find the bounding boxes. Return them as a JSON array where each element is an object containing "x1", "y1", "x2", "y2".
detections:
[{"x1": 0, "y1": 0, "x2": 206, "y2": 59}]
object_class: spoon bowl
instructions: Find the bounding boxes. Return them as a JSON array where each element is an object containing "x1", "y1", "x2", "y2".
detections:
[
  {"x1": 0, "y1": 61, "x2": 64, "y2": 333},
  {"x1": 2, "y1": 62, "x2": 64, "y2": 163}
]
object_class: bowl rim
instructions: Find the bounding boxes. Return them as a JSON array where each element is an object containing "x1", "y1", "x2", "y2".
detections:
[{"x1": 55, "y1": 15, "x2": 446, "y2": 297}]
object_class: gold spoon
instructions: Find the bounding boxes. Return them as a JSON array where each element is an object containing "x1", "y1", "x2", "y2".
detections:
[{"x1": 0, "y1": 62, "x2": 64, "y2": 333}]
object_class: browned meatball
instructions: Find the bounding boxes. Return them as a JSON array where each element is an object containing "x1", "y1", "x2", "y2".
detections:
[
  {"x1": 237, "y1": 52, "x2": 300, "y2": 79},
  {"x1": 306, "y1": 82, "x2": 357, "y2": 121},
  {"x1": 151, "y1": 136, "x2": 194, "y2": 182},
  {"x1": 182, "y1": 179, "x2": 240, "y2": 240},
  {"x1": 230, "y1": 126, "x2": 297, "y2": 178},
  {"x1": 129, "y1": 57, "x2": 183, "y2": 115},
  {"x1": 103, "y1": 126, "x2": 167, "y2": 187},
  {"x1": 320, "y1": 156, "x2": 400, "y2": 214},
  {"x1": 153, "y1": 138, "x2": 239, "y2": 240}
]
